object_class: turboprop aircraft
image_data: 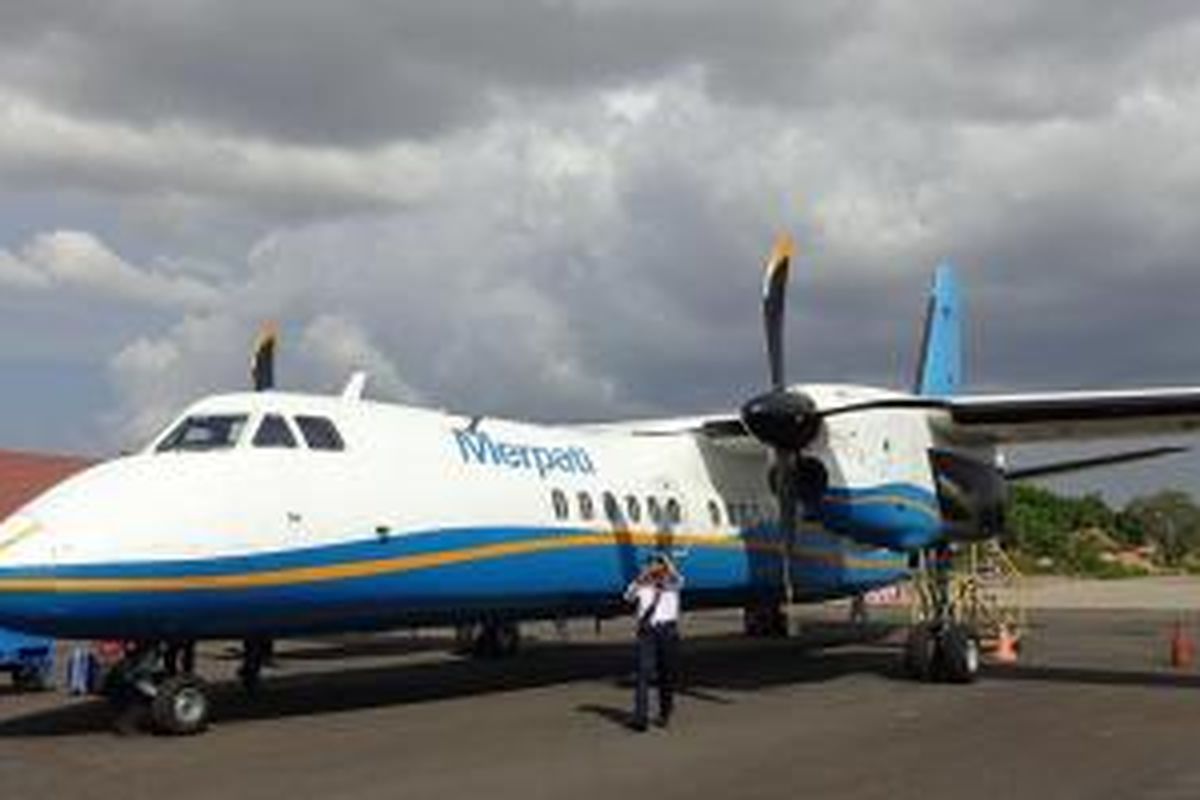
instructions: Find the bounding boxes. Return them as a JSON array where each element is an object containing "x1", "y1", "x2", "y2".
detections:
[{"x1": 1, "y1": 234, "x2": 1199, "y2": 735}]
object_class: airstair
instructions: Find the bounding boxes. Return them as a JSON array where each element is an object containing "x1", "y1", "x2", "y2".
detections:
[{"x1": 909, "y1": 539, "x2": 1026, "y2": 648}]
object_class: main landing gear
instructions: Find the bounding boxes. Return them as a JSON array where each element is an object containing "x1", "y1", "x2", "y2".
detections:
[
  {"x1": 103, "y1": 641, "x2": 211, "y2": 736},
  {"x1": 454, "y1": 619, "x2": 521, "y2": 658},
  {"x1": 742, "y1": 601, "x2": 789, "y2": 638},
  {"x1": 904, "y1": 545, "x2": 981, "y2": 684},
  {"x1": 237, "y1": 637, "x2": 274, "y2": 694}
]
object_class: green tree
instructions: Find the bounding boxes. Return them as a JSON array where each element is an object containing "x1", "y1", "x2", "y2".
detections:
[{"x1": 1121, "y1": 491, "x2": 1200, "y2": 566}]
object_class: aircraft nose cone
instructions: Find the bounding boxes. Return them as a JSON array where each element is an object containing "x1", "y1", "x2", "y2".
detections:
[{"x1": 0, "y1": 514, "x2": 61, "y2": 636}]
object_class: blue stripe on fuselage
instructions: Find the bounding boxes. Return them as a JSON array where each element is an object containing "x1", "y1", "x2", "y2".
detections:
[
  {"x1": 819, "y1": 483, "x2": 943, "y2": 551},
  {"x1": 0, "y1": 524, "x2": 909, "y2": 639}
]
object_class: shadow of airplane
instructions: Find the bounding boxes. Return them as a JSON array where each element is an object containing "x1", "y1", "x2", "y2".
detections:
[
  {"x1": 982, "y1": 663, "x2": 1200, "y2": 690},
  {"x1": 0, "y1": 624, "x2": 901, "y2": 738},
  {"x1": 215, "y1": 633, "x2": 461, "y2": 663},
  {"x1": 16, "y1": 618, "x2": 1200, "y2": 738}
]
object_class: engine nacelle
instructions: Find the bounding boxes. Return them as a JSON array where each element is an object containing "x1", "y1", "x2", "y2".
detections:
[{"x1": 928, "y1": 449, "x2": 1008, "y2": 541}]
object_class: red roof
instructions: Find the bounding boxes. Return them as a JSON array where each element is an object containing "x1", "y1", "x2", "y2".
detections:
[{"x1": 0, "y1": 449, "x2": 95, "y2": 519}]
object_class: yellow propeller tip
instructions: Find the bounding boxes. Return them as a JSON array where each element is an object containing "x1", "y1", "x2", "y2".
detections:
[
  {"x1": 771, "y1": 233, "x2": 795, "y2": 262},
  {"x1": 257, "y1": 320, "x2": 279, "y2": 341}
]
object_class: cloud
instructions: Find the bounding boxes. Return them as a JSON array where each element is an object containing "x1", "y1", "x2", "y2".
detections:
[
  {"x1": 0, "y1": 247, "x2": 48, "y2": 288},
  {"x1": 299, "y1": 314, "x2": 421, "y2": 403},
  {"x1": 2, "y1": 0, "x2": 1196, "y2": 156},
  {"x1": 0, "y1": 229, "x2": 220, "y2": 309},
  {"x1": 0, "y1": 90, "x2": 440, "y2": 223},
  {"x1": 1, "y1": 0, "x2": 1200, "y2": 502}
]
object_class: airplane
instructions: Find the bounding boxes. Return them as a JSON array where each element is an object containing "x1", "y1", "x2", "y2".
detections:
[{"x1": 1, "y1": 234, "x2": 1199, "y2": 735}]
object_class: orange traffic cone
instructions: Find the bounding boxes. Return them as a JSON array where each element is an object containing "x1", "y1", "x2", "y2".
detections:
[
  {"x1": 993, "y1": 625, "x2": 1019, "y2": 664},
  {"x1": 1170, "y1": 621, "x2": 1195, "y2": 669}
]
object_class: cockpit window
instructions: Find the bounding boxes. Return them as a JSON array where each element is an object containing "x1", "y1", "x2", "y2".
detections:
[
  {"x1": 156, "y1": 414, "x2": 249, "y2": 452},
  {"x1": 253, "y1": 414, "x2": 297, "y2": 449},
  {"x1": 294, "y1": 415, "x2": 345, "y2": 451}
]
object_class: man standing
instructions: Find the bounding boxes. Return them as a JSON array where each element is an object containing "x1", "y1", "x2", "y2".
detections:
[{"x1": 624, "y1": 553, "x2": 683, "y2": 732}]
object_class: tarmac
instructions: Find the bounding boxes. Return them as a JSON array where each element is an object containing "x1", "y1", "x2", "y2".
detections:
[{"x1": 3, "y1": 578, "x2": 1200, "y2": 800}]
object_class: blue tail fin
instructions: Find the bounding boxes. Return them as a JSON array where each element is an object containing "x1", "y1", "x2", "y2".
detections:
[{"x1": 914, "y1": 262, "x2": 963, "y2": 397}]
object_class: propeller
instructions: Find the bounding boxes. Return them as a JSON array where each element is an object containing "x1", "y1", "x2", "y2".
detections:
[
  {"x1": 251, "y1": 321, "x2": 279, "y2": 391},
  {"x1": 741, "y1": 234, "x2": 812, "y2": 609}
]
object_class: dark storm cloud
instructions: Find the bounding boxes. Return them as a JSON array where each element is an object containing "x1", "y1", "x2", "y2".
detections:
[
  {"x1": 11, "y1": 0, "x2": 1193, "y2": 150},
  {"x1": 2, "y1": 0, "x2": 1200, "y2": 471},
  {"x1": 0, "y1": 1, "x2": 838, "y2": 146}
]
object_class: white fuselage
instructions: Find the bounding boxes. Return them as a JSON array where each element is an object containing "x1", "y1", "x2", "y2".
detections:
[{"x1": 0, "y1": 386, "x2": 939, "y2": 639}]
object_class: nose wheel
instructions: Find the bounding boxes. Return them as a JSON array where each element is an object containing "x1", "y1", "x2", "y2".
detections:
[
  {"x1": 151, "y1": 674, "x2": 211, "y2": 735},
  {"x1": 102, "y1": 642, "x2": 212, "y2": 735}
]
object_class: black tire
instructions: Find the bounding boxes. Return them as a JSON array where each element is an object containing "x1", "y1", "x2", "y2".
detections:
[
  {"x1": 935, "y1": 625, "x2": 980, "y2": 684},
  {"x1": 903, "y1": 625, "x2": 936, "y2": 681},
  {"x1": 496, "y1": 622, "x2": 520, "y2": 657},
  {"x1": 238, "y1": 663, "x2": 262, "y2": 696},
  {"x1": 151, "y1": 675, "x2": 211, "y2": 736},
  {"x1": 743, "y1": 606, "x2": 788, "y2": 638},
  {"x1": 453, "y1": 623, "x2": 478, "y2": 655},
  {"x1": 471, "y1": 625, "x2": 500, "y2": 658},
  {"x1": 472, "y1": 622, "x2": 520, "y2": 658}
]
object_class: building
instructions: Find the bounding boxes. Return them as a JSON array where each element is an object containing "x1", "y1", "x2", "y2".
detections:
[{"x1": 0, "y1": 449, "x2": 94, "y2": 519}]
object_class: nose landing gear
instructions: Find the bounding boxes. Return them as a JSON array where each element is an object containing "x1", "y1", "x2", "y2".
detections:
[{"x1": 102, "y1": 641, "x2": 211, "y2": 735}]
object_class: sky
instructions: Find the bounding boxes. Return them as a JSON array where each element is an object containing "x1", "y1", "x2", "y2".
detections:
[{"x1": 1, "y1": 1, "x2": 1199, "y2": 504}]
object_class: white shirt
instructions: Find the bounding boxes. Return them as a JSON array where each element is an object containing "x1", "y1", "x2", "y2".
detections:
[{"x1": 625, "y1": 576, "x2": 683, "y2": 627}]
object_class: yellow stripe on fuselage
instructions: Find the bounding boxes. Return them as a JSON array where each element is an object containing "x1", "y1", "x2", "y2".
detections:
[{"x1": 0, "y1": 530, "x2": 907, "y2": 594}]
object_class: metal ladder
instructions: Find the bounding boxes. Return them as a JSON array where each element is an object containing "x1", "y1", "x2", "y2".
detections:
[{"x1": 909, "y1": 540, "x2": 1026, "y2": 647}]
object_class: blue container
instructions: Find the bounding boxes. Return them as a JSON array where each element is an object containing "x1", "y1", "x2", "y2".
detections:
[{"x1": 0, "y1": 626, "x2": 55, "y2": 691}]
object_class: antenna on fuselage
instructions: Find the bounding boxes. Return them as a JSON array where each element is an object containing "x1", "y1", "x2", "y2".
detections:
[
  {"x1": 341, "y1": 372, "x2": 368, "y2": 401},
  {"x1": 251, "y1": 321, "x2": 279, "y2": 391}
]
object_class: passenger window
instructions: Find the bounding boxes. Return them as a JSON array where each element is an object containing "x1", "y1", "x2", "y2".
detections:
[
  {"x1": 666, "y1": 498, "x2": 682, "y2": 524},
  {"x1": 295, "y1": 415, "x2": 345, "y2": 451},
  {"x1": 603, "y1": 492, "x2": 620, "y2": 522},
  {"x1": 577, "y1": 491, "x2": 595, "y2": 521},
  {"x1": 647, "y1": 497, "x2": 662, "y2": 524},
  {"x1": 708, "y1": 500, "x2": 722, "y2": 527},
  {"x1": 625, "y1": 495, "x2": 641, "y2": 523},
  {"x1": 253, "y1": 414, "x2": 297, "y2": 448},
  {"x1": 156, "y1": 414, "x2": 249, "y2": 452},
  {"x1": 551, "y1": 489, "x2": 569, "y2": 521}
]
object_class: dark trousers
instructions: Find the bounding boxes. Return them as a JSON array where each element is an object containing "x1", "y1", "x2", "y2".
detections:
[{"x1": 633, "y1": 622, "x2": 678, "y2": 725}]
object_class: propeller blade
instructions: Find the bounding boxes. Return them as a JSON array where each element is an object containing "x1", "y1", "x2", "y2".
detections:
[
  {"x1": 762, "y1": 233, "x2": 795, "y2": 391},
  {"x1": 251, "y1": 321, "x2": 278, "y2": 391},
  {"x1": 775, "y1": 451, "x2": 800, "y2": 607}
]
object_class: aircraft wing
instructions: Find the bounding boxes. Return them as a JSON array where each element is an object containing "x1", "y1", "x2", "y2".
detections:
[
  {"x1": 935, "y1": 388, "x2": 1200, "y2": 445},
  {"x1": 578, "y1": 386, "x2": 1200, "y2": 449}
]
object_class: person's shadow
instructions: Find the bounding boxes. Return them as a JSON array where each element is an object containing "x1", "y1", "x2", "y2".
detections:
[
  {"x1": 576, "y1": 703, "x2": 637, "y2": 730},
  {"x1": 577, "y1": 684, "x2": 733, "y2": 731}
]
